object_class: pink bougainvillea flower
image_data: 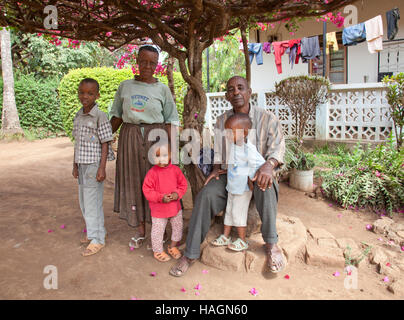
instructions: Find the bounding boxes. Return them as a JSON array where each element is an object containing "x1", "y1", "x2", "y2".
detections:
[
  {"x1": 83, "y1": 228, "x2": 87, "y2": 233},
  {"x1": 375, "y1": 171, "x2": 381, "y2": 177},
  {"x1": 194, "y1": 283, "x2": 201, "y2": 290},
  {"x1": 328, "y1": 204, "x2": 333, "y2": 207},
  {"x1": 378, "y1": 238, "x2": 383, "y2": 241},
  {"x1": 202, "y1": 269, "x2": 209, "y2": 274},
  {"x1": 106, "y1": 31, "x2": 112, "y2": 37},
  {"x1": 150, "y1": 272, "x2": 156, "y2": 277},
  {"x1": 366, "y1": 224, "x2": 372, "y2": 230},
  {"x1": 401, "y1": 246, "x2": 404, "y2": 252},
  {"x1": 47, "y1": 229, "x2": 53, "y2": 233},
  {"x1": 383, "y1": 276, "x2": 389, "y2": 282},
  {"x1": 249, "y1": 288, "x2": 258, "y2": 296},
  {"x1": 333, "y1": 271, "x2": 340, "y2": 277},
  {"x1": 386, "y1": 262, "x2": 391, "y2": 267},
  {"x1": 195, "y1": 291, "x2": 200, "y2": 296},
  {"x1": 284, "y1": 275, "x2": 290, "y2": 279},
  {"x1": 181, "y1": 287, "x2": 186, "y2": 292},
  {"x1": 130, "y1": 247, "x2": 134, "y2": 251},
  {"x1": 60, "y1": 224, "x2": 66, "y2": 229}
]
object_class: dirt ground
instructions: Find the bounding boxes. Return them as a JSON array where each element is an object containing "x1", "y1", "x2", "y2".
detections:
[{"x1": 0, "y1": 137, "x2": 403, "y2": 300}]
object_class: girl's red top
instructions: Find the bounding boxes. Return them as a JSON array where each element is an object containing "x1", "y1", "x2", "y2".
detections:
[{"x1": 142, "y1": 163, "x2": 188, "y2": 218}]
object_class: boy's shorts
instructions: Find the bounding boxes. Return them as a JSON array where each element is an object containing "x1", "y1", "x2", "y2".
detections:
[{"x1": 224, "y1": 190, "x2": 253, "y2": 227}]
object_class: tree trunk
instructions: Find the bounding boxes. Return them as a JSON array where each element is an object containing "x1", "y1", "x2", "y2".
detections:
[
  {"x1": 178, "y1": 42, "x2": 208, "y2": 201},
  {"x1": 166, "y1": 56, "x2": 176, "y2": 102},
  {"x1": 240, "y1": 25, "x2": 251, "y2": 87},
  {"x1": 1, "y1": 28, "x2": 23, "y2": 136}
]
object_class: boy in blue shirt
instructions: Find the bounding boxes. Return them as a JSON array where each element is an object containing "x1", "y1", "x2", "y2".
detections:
[{"x1": 211, "y1": 113, "x2": 265, "y2": 251}]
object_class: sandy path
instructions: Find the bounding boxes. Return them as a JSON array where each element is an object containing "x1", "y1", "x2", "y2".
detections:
[{"x1": 0, "y1": 137, "x2": 402, "y2": 300}]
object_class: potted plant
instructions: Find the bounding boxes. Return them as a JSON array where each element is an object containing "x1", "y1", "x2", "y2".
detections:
[{"x1": 287, "y1": 139, "x2": 316, "y2": 192}]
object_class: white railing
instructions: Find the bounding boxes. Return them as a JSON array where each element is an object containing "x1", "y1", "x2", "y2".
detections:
[{"x1": 205, "y1": 83, "x2": 393, "y2": 142}]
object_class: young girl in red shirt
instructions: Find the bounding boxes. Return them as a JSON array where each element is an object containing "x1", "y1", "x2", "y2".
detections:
[{"x1": 142, "y1": 142, "x2": 188, "y2": 262}]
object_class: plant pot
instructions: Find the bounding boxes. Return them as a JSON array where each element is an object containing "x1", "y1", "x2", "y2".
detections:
[{"x1": 289, "y1": 168, "x2": 314, "y2": 192}]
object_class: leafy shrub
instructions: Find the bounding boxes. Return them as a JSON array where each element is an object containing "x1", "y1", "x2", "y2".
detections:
[
  {"x1": 0, "y1": 74, "x2": 63, "y2": 133},
  {"x1": 274, "y1": 75, "x2": 330, "y2": 140},
  {"x1": 382, "y1": 72, "x2": 404, "y2": 151},
  {"x1": 320, "y1": 135, "x2": 404, "y2": 214},
  {"x1": 284, "y1": 138, "x2": 316, "y2": 171},
  {"x1": 58, "y1": 67, "x2": 187, "y2": 139}
]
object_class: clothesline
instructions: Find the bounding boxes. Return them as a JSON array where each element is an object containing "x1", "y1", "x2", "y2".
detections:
[{"x1": 244, "y1": 7, "x2": 400, "y2": 75}]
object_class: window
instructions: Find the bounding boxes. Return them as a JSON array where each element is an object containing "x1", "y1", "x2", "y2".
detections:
[{"x1": 309, "y1": 32, "x2": 347, "y2": 84}]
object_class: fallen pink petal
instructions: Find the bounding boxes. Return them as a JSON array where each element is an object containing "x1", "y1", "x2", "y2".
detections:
[
  {"x1": 378, "y1": 238, "x2": 383, "y2": 241},
  {"x1": 60, "y1": 225, "x2": 66, "y2": 229},
  {"x1": 284, "y1": 275, "x2": 290, "y2": 279},
  {"x1": 366, "y1": 224, "x2": 372, "y2": 230},
  {"x1": 328, "y1": 204, "x2": 333, "y2": 207},
  {"x1": 130, "y1": 296, "x2": 137, "y2": 300},
  {"x1": 83, "y1": 228, "x2": 87, "y2": 233},
  {"x1": 181, "y1": 287, "x2": 186, "y2": 292},
  {"x1": 150, "y1": 272, "x2": 157, "y2": 277},
  {"x1": 333, "y1": 271, "x2": 340, "y2": 277},
  {"x1": 337, "y1": 214, "x2": 342, "y2": 218},
  {"x1": 383, "y1": 276, "x2": 389, "y2": 282},
  {"x1": 386, "y1": 263, "x2": 391, "y2": 267},
  {"x1": 401, "y1": 246, "x2": 404, "y2": 252},
  {"x1": 195, "y1": 291, "x2": 200, "y2": 296},
  {"x1": 194, "y1": 283, "x2": 201, "y2": 290},
  {"x1": 47, "y1": 229, "x2": 53, "y2": 233},
  {"x1": 130, "y1": 247, "x2": 134, "y2": 251},
  {"x1": 249, "y1": 288, "x2": 258, "y2": 296},
  {"x1": 202, "y1": 269, "x2": 209, "y2": 274}
]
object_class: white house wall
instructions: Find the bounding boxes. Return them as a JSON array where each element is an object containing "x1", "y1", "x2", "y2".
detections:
[{"x1": 249, "y1": 0, "x2": 404, "y2": 91}]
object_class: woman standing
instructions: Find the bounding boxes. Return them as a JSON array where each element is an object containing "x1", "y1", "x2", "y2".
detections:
[{"x1": 110, "y1": 45, "x2": 179, "y2": 249}]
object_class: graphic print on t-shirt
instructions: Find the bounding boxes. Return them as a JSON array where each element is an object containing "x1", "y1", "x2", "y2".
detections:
[{"x1": 131, "y1": 94, "x2": 149, "y2": 112}]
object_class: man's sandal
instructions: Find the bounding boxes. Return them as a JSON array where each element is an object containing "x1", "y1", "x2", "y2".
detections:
[
  {"x1": 211, "y1": 234, "x2": 231, "y2": 246},
  {"x1": 154, "y1": 251, "x2": 171, "y2": 262},
  {"x1": 169, "y1": 256, "x2": 194, "y2": 277},
  {"x1": 80, "y1": 233, "x2": 108, "y2": 244},
  {"x1": 265, "y1": 244, "x2": 286, "y2": 273},
  {"x1": 167, "y1": 246, "x2": 182, "y2": 259},
  {"x1": 227, "y1": 238, "x2": 248, "y2": 252},
  {"x1": 82, "y1": 243, "x2": 105, "y2": 257},
  {"x1": 129, "y1": 234, "x2": 145, "y2": 249}
]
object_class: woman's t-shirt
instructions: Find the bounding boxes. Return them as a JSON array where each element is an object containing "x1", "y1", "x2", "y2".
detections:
[{"x1": 109, "y1": 79, "x2": 179, "y2": 125}]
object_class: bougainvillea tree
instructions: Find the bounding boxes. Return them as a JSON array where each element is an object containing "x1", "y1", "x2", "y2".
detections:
[{"x1": 0, "y1": 0, "x2": 355, "y2": 195}]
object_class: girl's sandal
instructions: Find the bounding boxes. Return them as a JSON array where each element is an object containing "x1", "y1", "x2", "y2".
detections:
[
  {"x1": 82, "y1": 243, "x2": 105, "y2": 257},
  {"x1": 129, "y1": 233, "x2": 145, "y2": 249},
  {"x1": 227, "y1": 238, "x2": 248, "y2": 252},
  {"x1": 211, "y1": 234, "x2": 231, "y2": 246},
  {"x1": 167, "y1": 246, "x2": 182, "y2": 259},
  {"x1": 154, "y1": 251, "x2": 171, "y2": 262}
]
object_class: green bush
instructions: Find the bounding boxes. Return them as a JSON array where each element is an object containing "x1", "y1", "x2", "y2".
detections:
[
  {"x1": 0, "y1": 74, "x2": 63, "y2": 133},
  {"x1": 58, "y1": 67, "x2": 187, "y2": 139},
  {"x1": 320, "y1": 135, "x2": 404, "y2": 214}
]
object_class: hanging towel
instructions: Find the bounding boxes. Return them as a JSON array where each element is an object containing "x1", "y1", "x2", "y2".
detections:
[
  {"x1": 248, "y1": 43, "x2": 263, "y2": 65},
  {"x1": 287, "y1": 39, "x2": 301, "y2": 68},
  {"x1": 326, "y1": 32, "x2": 339, "y2": 55},
  {"x1": 272, "y1": 41, "x2": 289, "y2": 74},
  {"x1": 386, "y1": 8, "x2": 400, "y2": 40},
  {"x1": 263, "y1": 42, "x2": 272, "y2": 54},
  {"x1": 342, "y1": 23, "x2": 366, "y2": 46},
  {"x1": 364, "y1": 15, "x2": 383, "y2": 54},
  {"x1": 301, "y1": 36, "x2": 320, "y2": 63}
]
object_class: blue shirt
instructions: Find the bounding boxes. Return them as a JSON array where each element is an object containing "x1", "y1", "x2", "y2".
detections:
[{"x1": 226, "y1": 140, "x2": 266, "y2": 195}]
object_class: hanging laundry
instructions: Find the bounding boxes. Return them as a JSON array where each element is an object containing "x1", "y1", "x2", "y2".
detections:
[
  {"x1": 287, "y1": 39, "x2": 301, "y2": 69},
  {"x1": 272, "y1": 40, "x2": 289, "y2": 74},
  {"x1": 364, "y1": 15, "x2": 383, "y2": 54},
  {"x1": 326, "y1": 32, "x2": 339, "y2": 55},
  {"x1": 263, "y1": 42, "x2": 272, "y2": 54},
  {"x1": 342, "y1": 23, "x2": 366, "y2": 46},
  {"x1": 301, "y1": 36, "x2": 320, "y2": 63},
  {"x1": 248, "y1": 43, "x2": 263, "y2": 65},
  {"x1": 386, "y1": 8, "x2": 400, "y2": 40}
]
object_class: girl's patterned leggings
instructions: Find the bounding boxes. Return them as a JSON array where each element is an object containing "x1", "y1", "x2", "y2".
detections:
[{"x1": 151, "y1": 210, "x2": 183, "y2": 253}]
